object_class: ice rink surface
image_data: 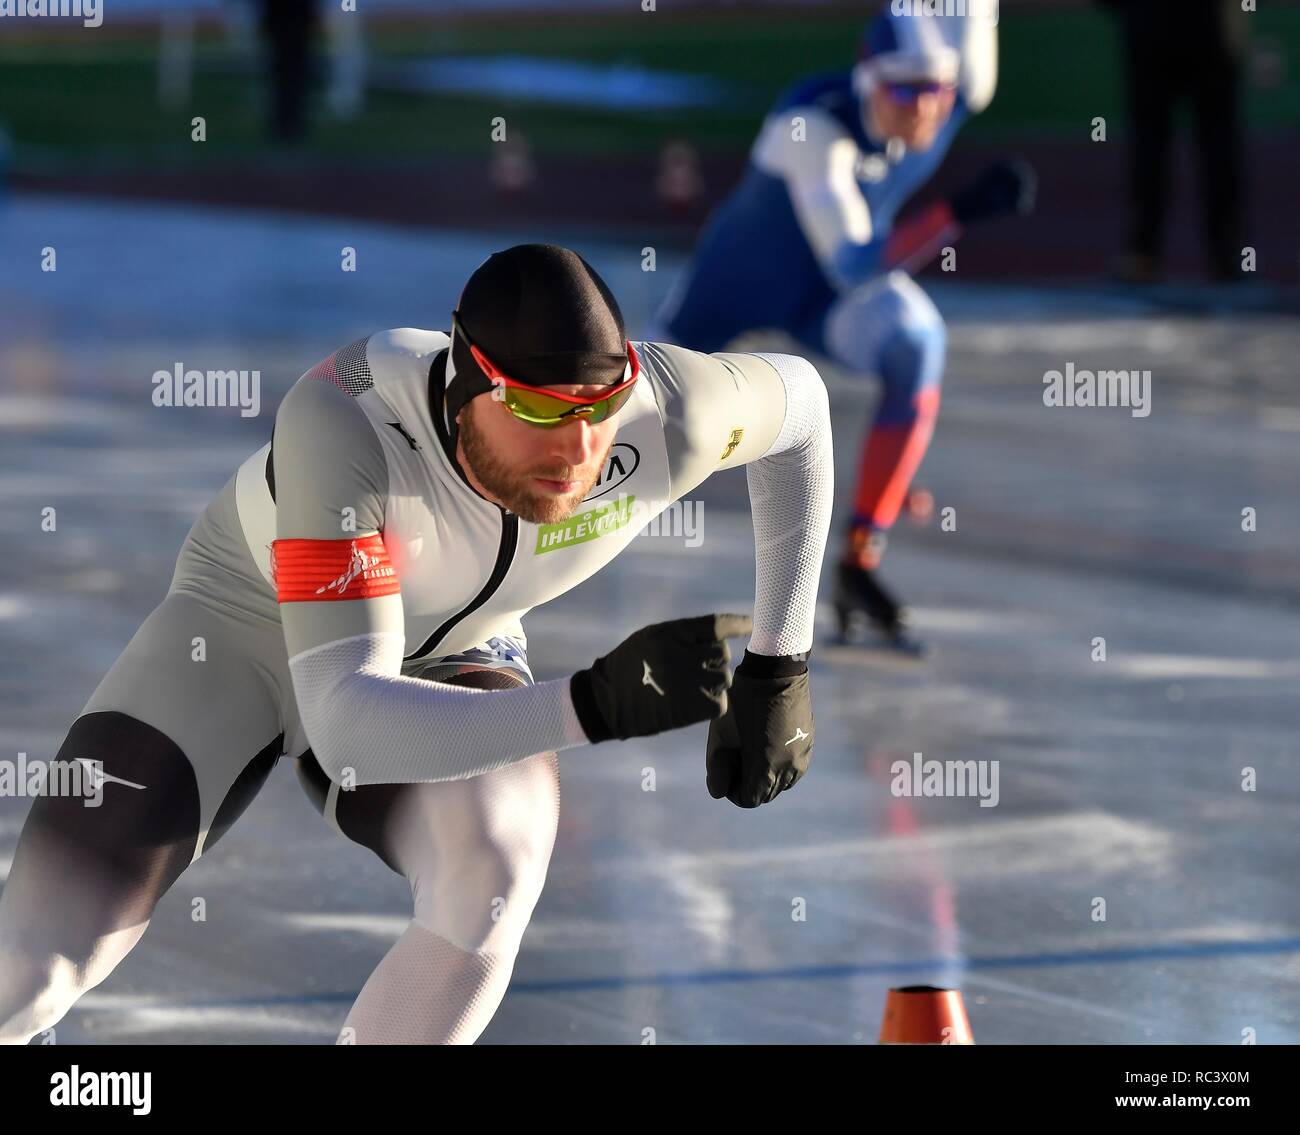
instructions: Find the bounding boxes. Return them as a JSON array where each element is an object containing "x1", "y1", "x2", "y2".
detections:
[{"x1": 2, "y1": 197, "x2": 1298, "y2": 1044}]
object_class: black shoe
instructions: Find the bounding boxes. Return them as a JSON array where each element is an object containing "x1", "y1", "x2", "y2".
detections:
[{"x1": 832, "y1": 561, "x2": 927, "y2": 656}]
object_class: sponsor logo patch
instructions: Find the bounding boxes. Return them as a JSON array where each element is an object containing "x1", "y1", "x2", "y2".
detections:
[
  {"x1": 534, "y1": 495, "x2": 637, "y2": 554},
  {"x1": 583, "y1": 442, "x2": 640, "y2": 501}
]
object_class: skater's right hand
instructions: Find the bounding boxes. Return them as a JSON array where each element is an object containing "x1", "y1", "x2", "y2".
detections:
[
  {"x1": 569, "y1": 613, "x2": 752, "y2": 742},
  {"x1": 951, "y1": 158, "x2": 1037, "y2": 226}
]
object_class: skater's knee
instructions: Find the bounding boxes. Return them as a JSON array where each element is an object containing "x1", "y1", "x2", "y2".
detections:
[
  {"x1": 403, "y1": 821, "x2": 552, "y2": 955},
  {"x1": 0, "y1": 951, "x2": 78, "y2": 1044},
  {"x1": 827, "y1": 274, "x2": 947, "y2": 384},
  {"x1": 0, "y1": 917, "x2": 149, "y2": 1045},
  {"x1": 878, "y1": 315, "x2": 946, "y2": 398},
  {"x1": 401, "y1": 762, "x2": 557, "y2": 952}
]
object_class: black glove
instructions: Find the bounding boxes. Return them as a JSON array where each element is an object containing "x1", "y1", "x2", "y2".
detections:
[
  {"x1": 950, "y1": 158, "x2": 1037, "y2": 226},
  {"x1": 705, "y1": 650, "x2": 813, "y2": 808},
  {"x1": 570, "y1": 613, "x2": 752, "y2": 743}
]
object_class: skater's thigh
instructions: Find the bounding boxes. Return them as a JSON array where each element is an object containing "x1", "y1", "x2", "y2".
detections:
[
  {"x1": 75, "y1": 590, "x2": 288, "y2": 858},
  {"x1": 3, "y1": 593, "x2": 287, "y2": 946}
]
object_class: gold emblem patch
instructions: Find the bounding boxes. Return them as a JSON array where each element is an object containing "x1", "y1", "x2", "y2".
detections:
[{"x1": 719, "y1": 428, "x2": 744, "y2": 462}]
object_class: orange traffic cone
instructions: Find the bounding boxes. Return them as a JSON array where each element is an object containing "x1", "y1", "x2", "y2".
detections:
[{"x1": 878, "y1": 985, "x2": 974, "y2": 1044}]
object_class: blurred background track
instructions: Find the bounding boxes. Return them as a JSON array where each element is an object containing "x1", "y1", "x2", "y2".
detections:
[{"x1": 3, "y1": 0, "x2": 1299, "y2": 280}]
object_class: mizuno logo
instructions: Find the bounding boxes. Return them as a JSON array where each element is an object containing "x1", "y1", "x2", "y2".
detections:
[
  {"x1": 642, "y1": 661, "x2": 665, "y2": 696},
  {"x1": 785, "y1": 727, "x2": 810, "y2": 747},
  {"x1": 74, "y1": 757, "x2": 146, "y2": 791},
  {"x1": 387, "y1": 421, "x2": 421, "y2": 450}
]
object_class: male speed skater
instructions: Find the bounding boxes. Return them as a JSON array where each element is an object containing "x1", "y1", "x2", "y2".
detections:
[
  {"x1": 0, "y1": 245, "x2": 833, "y2": 1045},
  {"x1": 653, "y1": 3, "x2": 1035, "y2": 653}
]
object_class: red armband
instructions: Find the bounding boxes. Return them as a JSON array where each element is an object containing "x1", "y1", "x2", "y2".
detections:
[{"x1": 271, "y1": 535, "x2": 400, "y2": 602}]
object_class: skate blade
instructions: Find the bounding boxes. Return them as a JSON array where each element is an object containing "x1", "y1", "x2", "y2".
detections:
[{"x1": 826, "y1": 611, "x2": 930, "y2": 662}]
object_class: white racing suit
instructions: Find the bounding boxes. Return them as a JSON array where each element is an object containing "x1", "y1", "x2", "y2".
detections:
[{"x1": 0, "y1": 330, "x2": 833, "y2": 1044}]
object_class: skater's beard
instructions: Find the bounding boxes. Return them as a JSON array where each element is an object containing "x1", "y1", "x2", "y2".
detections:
[{"x1": 458, "y1": 407, "x2": 609, "y2": 525}]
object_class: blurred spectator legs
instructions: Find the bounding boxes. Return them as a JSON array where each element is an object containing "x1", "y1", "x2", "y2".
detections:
[
  {"x1": 1109, "y1": 0, "x2": 1246, "y2": 282},
  {"x1": 260, "y1": 0, "x2": 321, "y2": 144}
]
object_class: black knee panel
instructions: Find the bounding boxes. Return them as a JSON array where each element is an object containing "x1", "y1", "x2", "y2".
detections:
[{"x1": 14, "y1": 712, "x2": 202, "y2": 935}]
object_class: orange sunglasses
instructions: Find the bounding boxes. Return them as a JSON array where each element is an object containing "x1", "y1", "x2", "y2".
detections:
[{"x1": 453, "y1": 312, "x2": 639, "y2": 429}]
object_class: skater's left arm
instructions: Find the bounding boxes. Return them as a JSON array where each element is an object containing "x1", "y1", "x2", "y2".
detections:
[
  {"x1": 644, "y1": 343, "x2": 833, "y2": 807},
  {"x1": 880, "y1": 10, "x2": 1025, "y2": 275},
  {"x1": 955, "y1": 2, "x2": 998, "y2": 115},
  {"x1": 881, "y1": 157, "x2": 1037, "y2": 276}
]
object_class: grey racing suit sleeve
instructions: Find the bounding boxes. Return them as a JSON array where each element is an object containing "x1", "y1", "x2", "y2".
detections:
[
  {"x1": 644, "y1": 343, "x2": 834, "y2": 658},
  {"x1": 273, "y1": 377, "x2": 589, "y2": 787}
]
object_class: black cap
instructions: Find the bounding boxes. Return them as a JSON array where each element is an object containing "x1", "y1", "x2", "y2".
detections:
[{"x1": 452, "y1": 244, "x2": 628, "y2": 391}]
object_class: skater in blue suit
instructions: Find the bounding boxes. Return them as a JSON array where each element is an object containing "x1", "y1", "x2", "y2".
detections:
[{"x1": 654, "y1": 3, "x2": 1035, "y2": 652}]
